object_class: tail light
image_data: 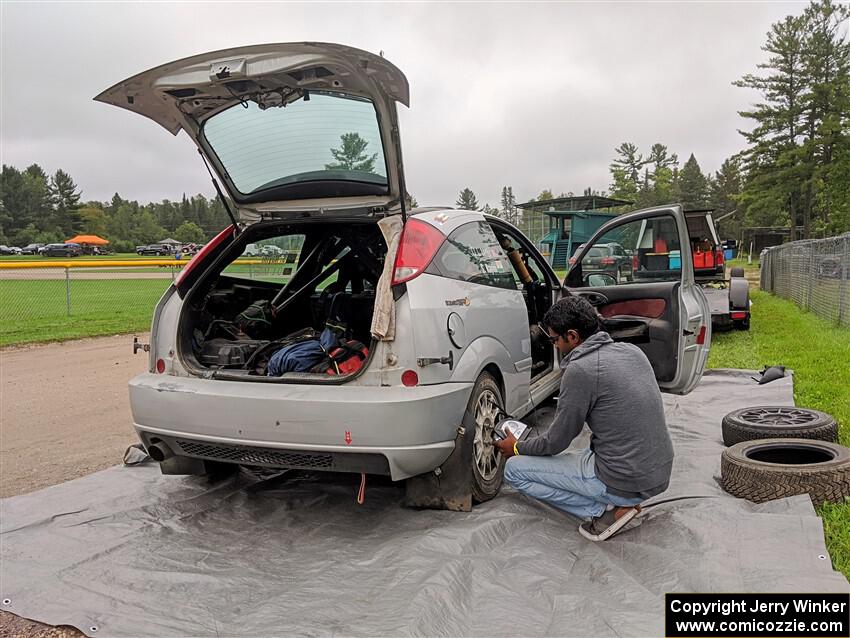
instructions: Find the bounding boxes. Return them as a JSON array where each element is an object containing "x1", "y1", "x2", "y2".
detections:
[
  {"x1": 392, "y1": 218, "x2": 445, "y2": 285},
  {"x1": 696, "y1": 325, "x2": 707, "y2": 345},
  {"x1": 716, "y1": 249, "x2": 725, "y2": 267},
  {"x1": 632, "y1": 255, "x2": 639, "y2": 271},
  {"x1": 600, "y1": 257, "x2": 616, "y2": 265},
  {"x1": 731, "y1": 311, "x2": 747, "y2": 320},
  {"x1": 175, "y1": 225, "x2": 235, "y2": 288}
]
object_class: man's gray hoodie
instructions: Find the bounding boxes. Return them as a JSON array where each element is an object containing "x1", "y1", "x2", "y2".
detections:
[{"x1": 516, "y1": 331, "x2": 673, "y2": 499}]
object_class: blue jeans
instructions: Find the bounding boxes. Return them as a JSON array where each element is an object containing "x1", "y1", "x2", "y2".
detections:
[{"x1": 503, "y1": 447, "x2": 642, "y2": 520}]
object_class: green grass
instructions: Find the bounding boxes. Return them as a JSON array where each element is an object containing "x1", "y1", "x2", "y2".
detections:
[
  {"x1": 707, "y1": 290, "x2": 850, "y2": 445},
  {"x1": 707, "y1": 274, "x2": 850, "y2": 579},
  {"x1": 0, "y1": 279, "x2": 170, "y2": 345}
]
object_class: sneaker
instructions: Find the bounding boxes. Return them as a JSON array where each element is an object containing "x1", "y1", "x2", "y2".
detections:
[{"x1": 578, "y1": 505, "x2": 642, "y2": 541}]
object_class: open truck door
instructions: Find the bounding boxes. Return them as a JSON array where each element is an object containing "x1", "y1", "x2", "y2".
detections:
[{"x1": 565, "y1": 205, "x2": 711, "y2": 395}]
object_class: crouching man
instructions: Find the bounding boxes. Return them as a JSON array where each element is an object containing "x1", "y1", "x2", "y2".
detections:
[{"x1": 494, "y1": 296, "x2": 673, "y2": 541}]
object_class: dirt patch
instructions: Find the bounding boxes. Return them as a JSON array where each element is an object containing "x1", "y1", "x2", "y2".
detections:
[
  {"x1": 0, "y1": 333, "x2": 148, "y2": 498},
  {"x1": 0, "y1": 613, "x2": 83, "y2": 638},
  {"x1": 1, "y1": 333, "x2": 152, "y2": 635}
]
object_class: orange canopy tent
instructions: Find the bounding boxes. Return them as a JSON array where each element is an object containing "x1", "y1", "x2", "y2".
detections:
[{"x1": 65, "y1": 235, "x2": 109, "y2": 245}]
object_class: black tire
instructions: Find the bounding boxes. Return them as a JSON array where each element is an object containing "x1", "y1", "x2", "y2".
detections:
[
  {"x1": 721, "y1": 438, "x2": 850, "y2": 506},
  {"x1": 464, "y1": 372, "x2": 506, "y2": 503},
  {"x1": 733, "y1": 318, "x2": 750, "y2": 331},
  {"x1": 730, "y1": 267, "x2": 745, "y2": 278},
  {"x1": 722, "y1": 406, "x2": 838, "y2": 446}
]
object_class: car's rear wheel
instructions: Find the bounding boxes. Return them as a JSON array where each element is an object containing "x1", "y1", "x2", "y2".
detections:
[{"x1": 467, "y1": 372, "x2": 506, "y2": 503}]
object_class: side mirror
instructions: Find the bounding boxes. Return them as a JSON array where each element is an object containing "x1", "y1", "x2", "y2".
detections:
[{"x1": 585, "y1": 273, "x2": 617, "y2": 287}]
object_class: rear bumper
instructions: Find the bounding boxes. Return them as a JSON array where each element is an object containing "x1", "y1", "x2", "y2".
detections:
[{"x1": 129, "y1": 373, "x2": 472, "y2": 480}]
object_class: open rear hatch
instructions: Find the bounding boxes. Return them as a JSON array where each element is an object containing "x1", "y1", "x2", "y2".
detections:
[{"x1": 94, "y1": 43, "x2": 410, "y2": 220}]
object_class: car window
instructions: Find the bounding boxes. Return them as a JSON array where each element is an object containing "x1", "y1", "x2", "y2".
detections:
[
  {"x1": 429, "y1": 221, "x2": 516, "y2": 290},
  {"x1": 489, "y1": 224, "x2": 551, "y2": 289},
  {"x1": 586, "y1": 247, "x2": 606, "y2": 258},
  {"x1": 571, "y1": 214, "x2": 682, "y2": 287},
  {"x1": 221, "y1": 234, "x2": 305, "y2": 283},
  {"x1": 202, "y1": 92, "x2": 388, "y2": 197}
]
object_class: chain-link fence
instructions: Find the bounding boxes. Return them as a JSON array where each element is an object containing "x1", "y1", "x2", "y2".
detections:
[
  {"x1": 760, "y1": 233, "x2": 850, "y2": 327},
  {"x1": 0, "y1": 263, "x2": 180, "y2": 346},
  {"x1": 0, "y1": 258, "x2": 303, "y2": 347}
]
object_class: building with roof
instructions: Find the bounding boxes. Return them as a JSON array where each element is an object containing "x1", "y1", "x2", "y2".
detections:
[{"x1": 516, "y1": 195, "x2": 631, "y2": 269}]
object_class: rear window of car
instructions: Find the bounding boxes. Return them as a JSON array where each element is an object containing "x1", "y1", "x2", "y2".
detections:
[
  {"x1": 586, "y1": 247, "x2": 606, "y2": 258},
  {"x1": 428, "y1": 221, "x2": 516, "y2": 290},
  {"x1": 202, "y1": 92, "x2": 389, "y2": 197}
]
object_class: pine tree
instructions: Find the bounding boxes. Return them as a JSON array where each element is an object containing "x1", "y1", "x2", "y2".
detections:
[
  {"x1": 678, "y1": 154, "x2": 710, "y2": 210},
  {"x1": 500, "y1": 186, "x2": 517, "y2": 224},
  {"x1": 799, "y1": 0, "x2": 850, "y2": 235},
  {"x1": 325, "y1": 132, "x2": 378, "y2": 172},
  {"x1": 735, "y1": 14, "x2": 807, "y2": 238},
  {"x1": 455, "y1": 187, "x2": 480, "y2": 211},
  {"x1": 710, "y1": 157, "x2": 744, "y2": 237},
  {"x1": 609, "y1": 142, "x2": 645, "y2": 202},
  {"x1": 50, "y1": 169, "x2": 82, "y2": 235}
]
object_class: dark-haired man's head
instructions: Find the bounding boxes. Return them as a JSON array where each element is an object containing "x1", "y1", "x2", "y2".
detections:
[{"x1": 542, "y1": 296, "x2": 600, "y2": 354}]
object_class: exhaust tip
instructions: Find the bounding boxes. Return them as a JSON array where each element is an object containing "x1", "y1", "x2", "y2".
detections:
[{"x1": 148, "y1": 441, "x2": 173, "y2": 463}]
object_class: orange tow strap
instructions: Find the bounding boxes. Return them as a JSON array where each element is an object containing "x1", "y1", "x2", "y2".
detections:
[{"x1": 357, "y1": 472, "x2": 366, "y2": 505}]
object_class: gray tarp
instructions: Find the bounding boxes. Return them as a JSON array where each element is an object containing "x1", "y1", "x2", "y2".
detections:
[{"x1": 1, "y1": 369, "x2": 847, "y2": 637}]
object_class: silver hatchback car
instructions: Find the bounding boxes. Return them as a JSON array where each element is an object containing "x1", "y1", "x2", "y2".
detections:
[{"x1": 97, "y1": 43, "x2": 711, "y2": 509}]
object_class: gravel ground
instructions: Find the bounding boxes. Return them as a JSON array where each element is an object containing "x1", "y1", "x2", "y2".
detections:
[{"x1": 0, "y1": 333, "x2": 149, "y2": 636}]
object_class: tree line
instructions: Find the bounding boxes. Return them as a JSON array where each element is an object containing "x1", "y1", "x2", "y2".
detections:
[
  {"x1": 0, "y1": 163, "x2": 231, "y2": 251},
  {"x1": 456, "y1": 0, "x2": 848, "y2": 242}
]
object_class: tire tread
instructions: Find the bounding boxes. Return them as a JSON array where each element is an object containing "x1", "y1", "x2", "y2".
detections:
[{"x1": 720, "y1": 440, "x2": 850, "y2": 506}]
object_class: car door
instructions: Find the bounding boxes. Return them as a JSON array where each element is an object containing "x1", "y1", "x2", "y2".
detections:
[
  {"x1": 408, "y1": 218, "x2": 530, "y2": 412},
  {"x1": 565, "y1": 205, "x2": 710, "y2": 395}
]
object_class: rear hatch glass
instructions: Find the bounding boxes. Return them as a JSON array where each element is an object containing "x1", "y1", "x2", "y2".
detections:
[{"x1": 202, "y1": 92, "x2": 389, "y2": 199}]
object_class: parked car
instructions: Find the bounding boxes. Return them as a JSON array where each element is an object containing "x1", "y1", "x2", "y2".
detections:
[
  {"x1": 568, "y1": 242, "x2": 632, "y2": 281},
  {"x1": 41, "y1": 243, "x2": 82, "y2": 257},
  {"x1": 96, "y1": 43, "x2": 711, "y2": 508},
  {"x1": 136, "y1": 243, "x2": 173, "y2": 256},
  {"x1": 21, "y1": 243, "x2": 45, "y2": 255},
  {"x1": 0, "y1": 245, "x2": 20, "y2": 256},
  {"x1": 259, "y1": 244, "x2": 284, "y2": 258}
]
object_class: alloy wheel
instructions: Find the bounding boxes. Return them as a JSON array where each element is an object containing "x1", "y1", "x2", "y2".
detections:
[{"x1": 472, "y1": 389, "x2": 501, "y2": 481}]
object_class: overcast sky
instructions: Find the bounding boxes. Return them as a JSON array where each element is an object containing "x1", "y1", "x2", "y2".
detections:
[{"x1": 1, "y1": 1, "x2": 801, "y2": 209}]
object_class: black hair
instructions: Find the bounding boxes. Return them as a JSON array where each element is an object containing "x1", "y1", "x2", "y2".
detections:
[{"x1": 542, "y1": 296, "x2": 600, "y2": 341}]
